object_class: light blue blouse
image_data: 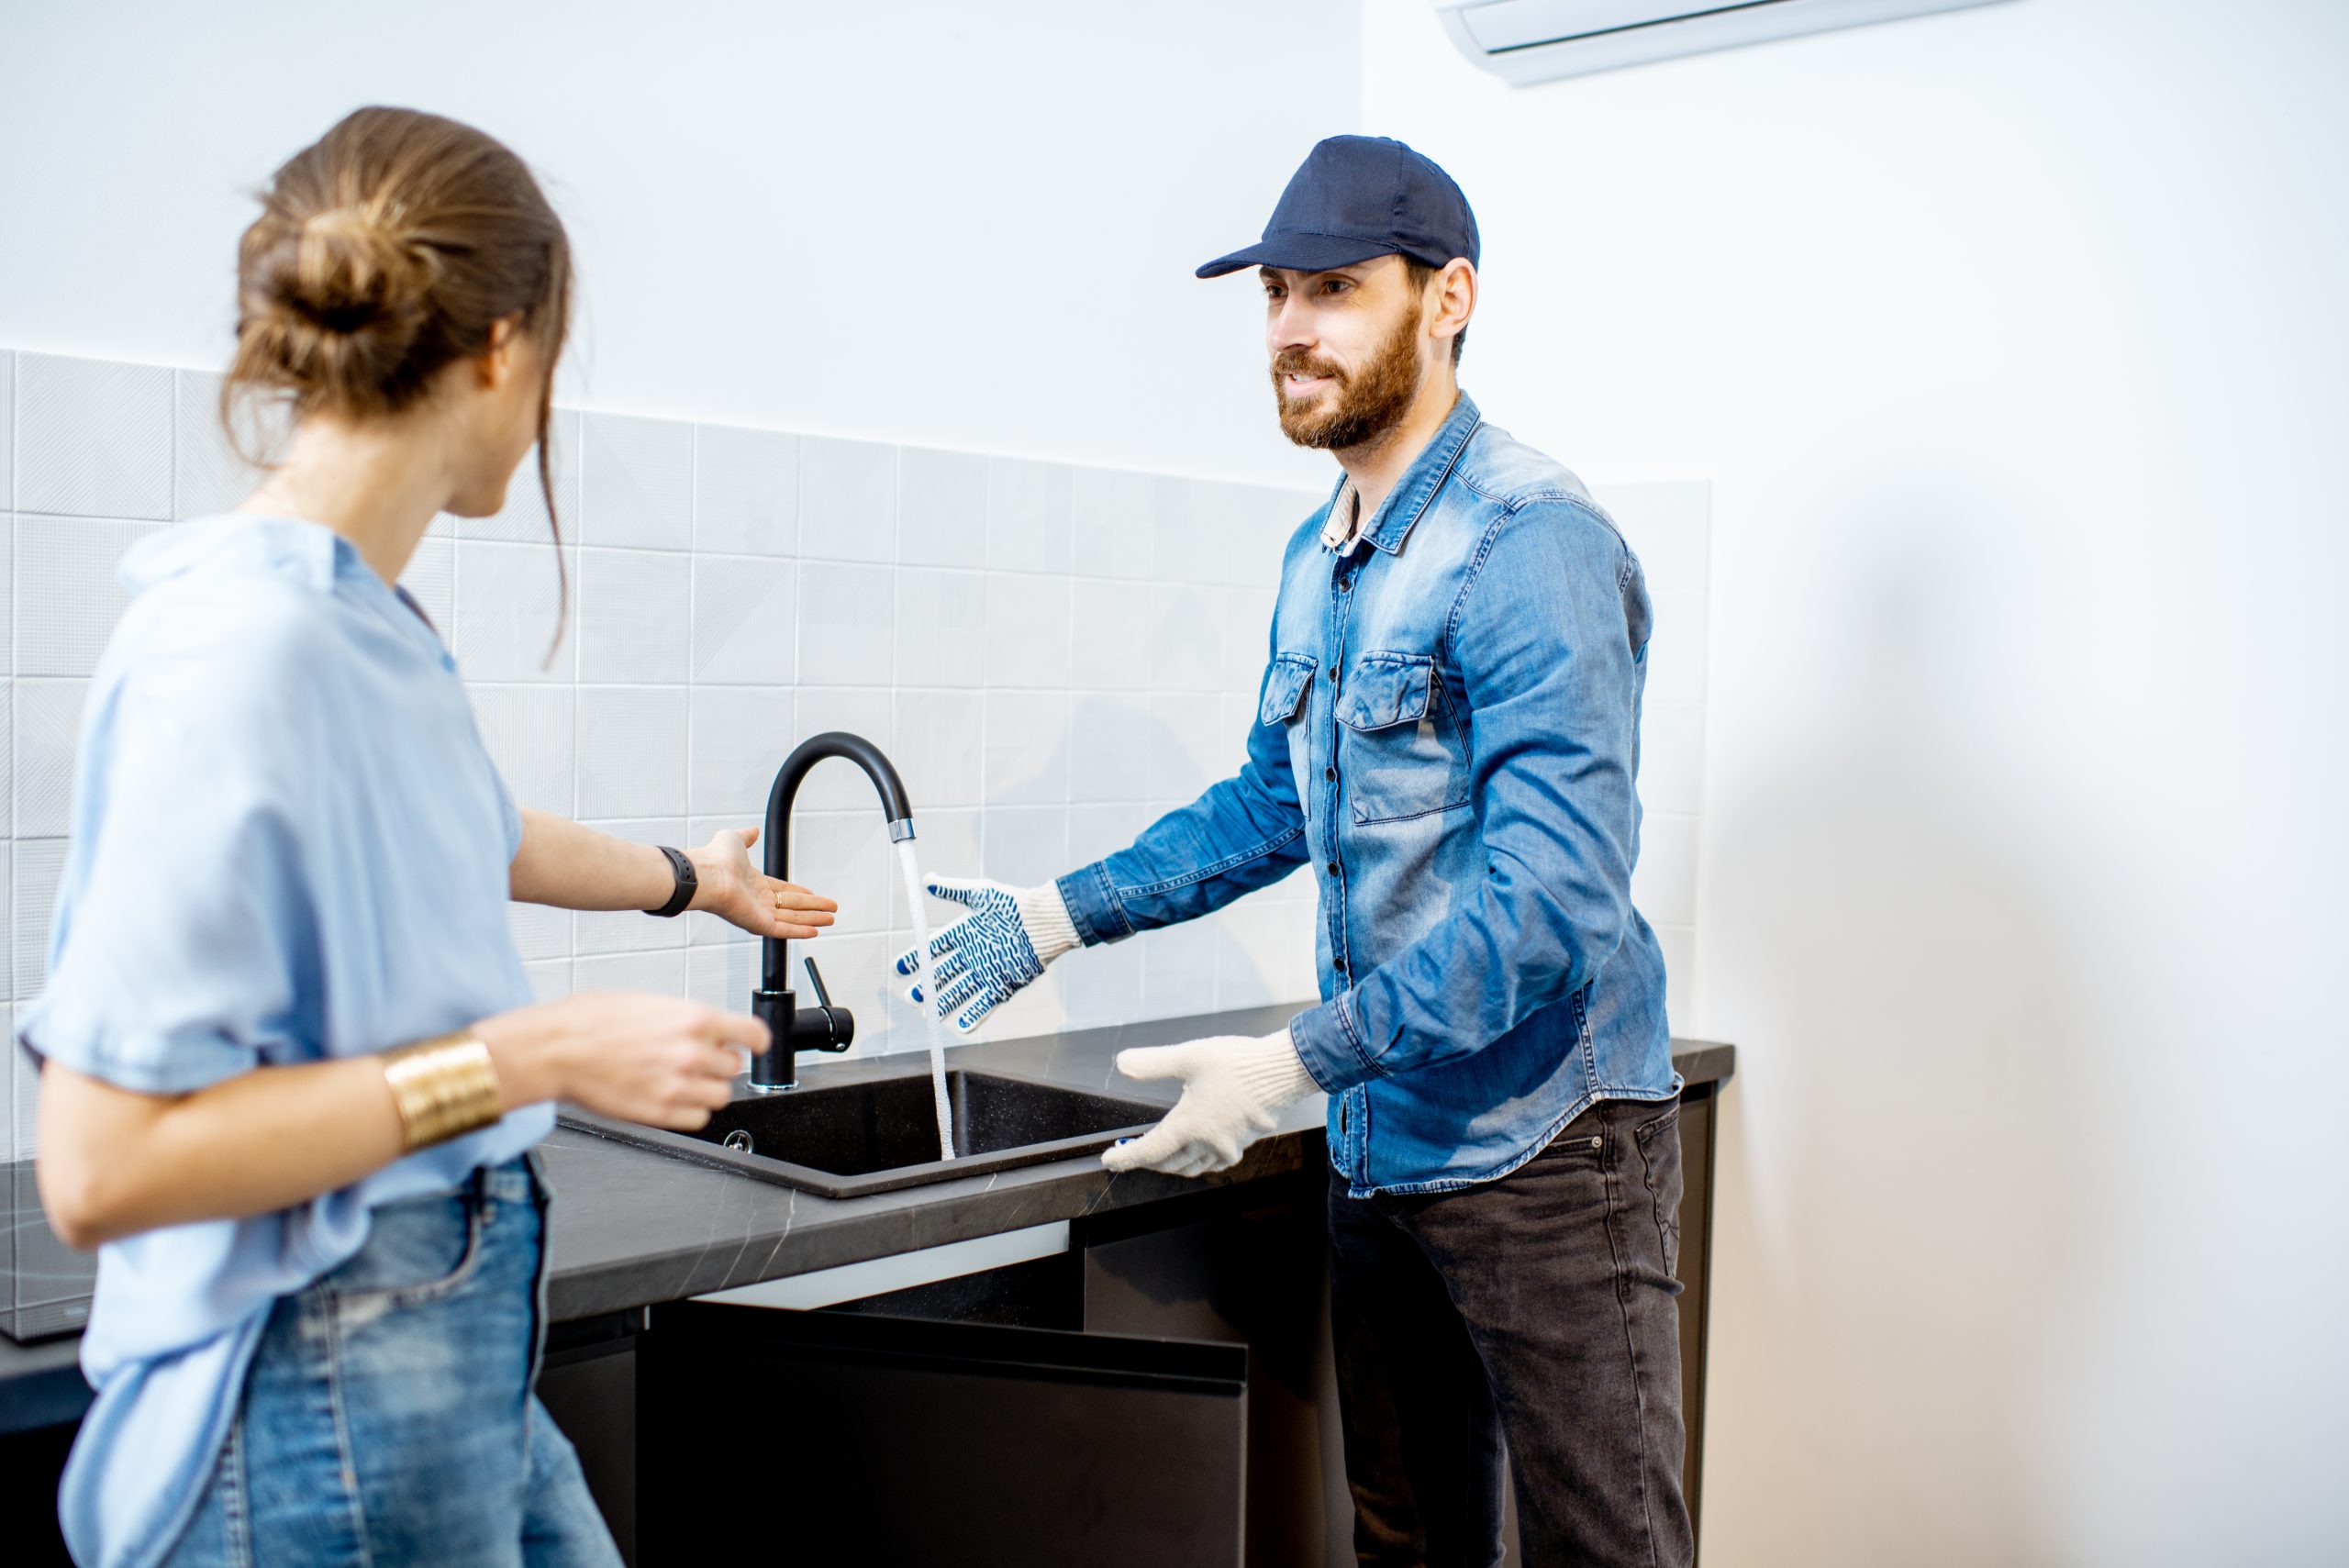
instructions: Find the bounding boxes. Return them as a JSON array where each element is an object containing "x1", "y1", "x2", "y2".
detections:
[{"x1": 18, "y1": 516, "x2": 553, "y2": 1568}]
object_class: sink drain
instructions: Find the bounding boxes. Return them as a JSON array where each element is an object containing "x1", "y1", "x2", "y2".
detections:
[{"x1": 722, "y1": 1129, "x2": 753, "y2": 1154}]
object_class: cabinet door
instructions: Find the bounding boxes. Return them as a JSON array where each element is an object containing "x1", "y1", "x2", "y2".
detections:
[{"x1": 639, "y1": 1302, "x2": 1248, "y2": 1568}]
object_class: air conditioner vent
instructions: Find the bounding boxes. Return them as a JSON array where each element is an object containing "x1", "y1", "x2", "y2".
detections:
[{"x1": 1434, "y1": 0, "x2": 2009, "y2": 84}]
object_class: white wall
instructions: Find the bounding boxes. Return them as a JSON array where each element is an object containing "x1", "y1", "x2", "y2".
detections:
[
  {"x1": 1361, "y1": 0, "x2": 2347, "y2": 1562},
  {"x1": 0, "y1": 0, "x2": 1356, "y2": 488}
]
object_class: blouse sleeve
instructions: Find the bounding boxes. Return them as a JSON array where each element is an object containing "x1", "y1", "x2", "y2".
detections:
[{"x1": 19, "y1": 638, "x2": 326, "y2": 1095}]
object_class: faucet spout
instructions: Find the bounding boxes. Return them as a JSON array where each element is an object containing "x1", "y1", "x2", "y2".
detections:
[{"x1": 750, "y1": 731, "x2": 915, "y2": 1092}]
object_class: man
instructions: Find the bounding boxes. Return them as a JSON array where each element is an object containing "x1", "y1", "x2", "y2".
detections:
[{"x1": 895, "y1": 135, "x2": 1688, "y2": 1567}]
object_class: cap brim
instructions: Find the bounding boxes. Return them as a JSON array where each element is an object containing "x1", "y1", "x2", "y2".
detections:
[{"x1": 1196, "y1": 234, "x2": 1399, "y2": 280}]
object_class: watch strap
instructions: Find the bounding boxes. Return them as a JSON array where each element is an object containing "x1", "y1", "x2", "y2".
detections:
[{"x1": 649, "y1": 845, "x2": 697, "y2": 917}]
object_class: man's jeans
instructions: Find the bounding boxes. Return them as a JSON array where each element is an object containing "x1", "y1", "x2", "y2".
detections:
[{"x1": 1330, "y1": 1095, "x2": 1694, "y2": 1568}]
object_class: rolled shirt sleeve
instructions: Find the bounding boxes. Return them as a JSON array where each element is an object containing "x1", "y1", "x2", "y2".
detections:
[{"x1": 20, "y1": 628, "x2": 327, "y2": 1095}]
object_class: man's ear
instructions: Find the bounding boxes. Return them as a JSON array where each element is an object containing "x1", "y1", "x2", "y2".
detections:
[{"x1": 1434, "y1": 260, "x2": 1476, "y2": 342}]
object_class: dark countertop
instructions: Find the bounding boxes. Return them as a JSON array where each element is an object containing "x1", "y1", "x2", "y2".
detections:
[{"x1": 1, "y1": 1005, "x2": 1733, "y2": 1433}]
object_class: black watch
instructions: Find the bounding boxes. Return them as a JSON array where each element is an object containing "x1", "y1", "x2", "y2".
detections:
[{"x1": 648, "y1": 845, "x2": 697, "y2": 917}]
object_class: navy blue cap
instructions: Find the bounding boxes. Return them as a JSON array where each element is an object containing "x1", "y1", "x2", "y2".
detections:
[{"x1": 1197, "y1": 135, "x2": 1479, "y2": 280}]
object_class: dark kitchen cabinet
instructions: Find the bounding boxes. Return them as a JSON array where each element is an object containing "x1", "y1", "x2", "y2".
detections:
[{"x1": 635, "y1": 1303, "x2": 1249, "y2": 1567}]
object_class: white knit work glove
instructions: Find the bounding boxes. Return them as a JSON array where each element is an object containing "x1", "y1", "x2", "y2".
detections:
[
  {"x1": 1100, "y1": 1029, "x2": 1320, "y2": 1177},
  {"x1": 892, "y1": 877, "x2": 1080, "y2": 1034}
]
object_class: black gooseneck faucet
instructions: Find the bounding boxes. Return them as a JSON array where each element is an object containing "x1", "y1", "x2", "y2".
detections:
[{"x1": 750, "y1": 731, "x2": 916, "y2": 1093}]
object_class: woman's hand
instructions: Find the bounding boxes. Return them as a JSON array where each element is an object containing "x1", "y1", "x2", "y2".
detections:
[
  {"x1": 476, "y1": 991, "x2": 770, "y2": 1131},
  {"x1": 687, "y1": 827, "x2": 839, "y2": 940}
]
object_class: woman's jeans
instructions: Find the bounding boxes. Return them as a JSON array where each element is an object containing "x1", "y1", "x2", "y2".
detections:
[
  {"x1": 1330, "y1": 1095, "x2": 1694, "y2": 1568},
  {"x1": 161, "y1": 1154, "x2": 620, "y2": 1568}
]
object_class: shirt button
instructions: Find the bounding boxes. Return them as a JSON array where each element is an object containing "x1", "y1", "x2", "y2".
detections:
[
  {"x1": 1338, "y1": 576, "x2": 1353, "y2": 592},
  {"x1": 1332, "y1": 954, "x2": 1348, "y2": 973},
  {"x1": 1324, "y1": 766, "x2": 1337, "y2": 782},
  {"x1": 1326, "y1": 861, "x2": 1341, "y2": 877}
]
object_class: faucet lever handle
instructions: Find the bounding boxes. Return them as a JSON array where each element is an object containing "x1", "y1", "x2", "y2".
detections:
[{"x1": 801, "y1": 956, "x2": 834, "y2": 1008}]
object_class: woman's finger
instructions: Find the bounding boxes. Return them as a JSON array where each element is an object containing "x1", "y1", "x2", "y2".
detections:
[
  {"x1": 773, "y1": 883, "x2": 839, "y2": 913},
  {"x1": 770, "y1": 895, "x2": 835, "y2": 926}
]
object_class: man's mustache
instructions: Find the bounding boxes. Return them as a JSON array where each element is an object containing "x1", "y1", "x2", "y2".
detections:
[{"x1": 1271, "y1": 352, "x2": 1345, "y2": 383}]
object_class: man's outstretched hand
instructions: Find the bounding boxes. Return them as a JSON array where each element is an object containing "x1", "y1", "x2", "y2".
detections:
[{"x1": 1101, "y1": 1029, "x2": 1320, "y2": 1177}]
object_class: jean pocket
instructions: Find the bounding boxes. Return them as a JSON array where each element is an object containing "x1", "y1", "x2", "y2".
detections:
[
  {"x1": 329, "y1": 1189, "x2": 490, "y2": 1311},
  {"x1": 1334, "y1": 651, "x2": 1471, "y2": 825},
  {"x1": 1535, "y1": 1121, "x2": 1606, "y2": 1165},
  {"x1": 1633, "y1": 1105, "x2": 1684, "y2": 1279}
]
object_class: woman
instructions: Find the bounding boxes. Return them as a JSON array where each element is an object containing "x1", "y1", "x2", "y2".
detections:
[{"x1": 24, "y1": 106, "x2": 832, "y2": 1567}]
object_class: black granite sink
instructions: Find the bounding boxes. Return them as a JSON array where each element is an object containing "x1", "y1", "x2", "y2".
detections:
[{"x1": 558, "y1": 1069, "x2": 1166, "y2": 1199}]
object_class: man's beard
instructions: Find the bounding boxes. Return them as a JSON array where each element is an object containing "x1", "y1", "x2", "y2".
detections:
[{"x1": 1270, "y1": 305, "x2": 1423, "y2": 451}]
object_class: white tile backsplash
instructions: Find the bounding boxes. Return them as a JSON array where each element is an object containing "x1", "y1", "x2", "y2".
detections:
[
  {"x1": 796, "y1": 561, "x2": 895, "y2": 686},
  {"x1": 797, "y1": 437, "x2": 896, "y2": 563},
  {"x1": 13, "y1": 679, "x2": 85, "y2": 839},
  {"x1": 1069, "y1": 467, "x2": 1158, "y2": 580},
  {"x1": 468, "y1": 684, "x2": 576, "y2": 816},
  {"x1": 892, "y1": 567, "x2": 985, "y2": 689},
  {"x1": 688, "y1": 684, "x2": 796, "y2": 817},
  {"x1": 982, "y1": 573, "x2": 1071, "y2": 688},
  {"x1": 985, "y1": 457, "x2": 1073, "y2": 574},
  {"x1": 692, "y1": 554, "x2": 796, "y2": 684},
  {"x1": 686, "y1": 941, "x2": 760, "y2": 1012},
  {"x1": 1637, "y1": 700, "x2": 1707, "y2": 818},
  {"x1": 0, "y1": 353, "x2": 13, "y2": 514},
  {"x1": 581, "y1": 413, "x2": 693, "y2": 550},
  {"x1": 693, "y1": 424, "x2": 796, "y2": 557},
  {"x1": 897, "y1": 448, "x2": 988, "y2": 570},
  {"x1": 0, "y1": 344, "x2": 1714, "y2": 1112},
  {"x1": 173, "y1": 370, "x2": 280, "y2": 519},
  {"x1": 890, "y1": 688, "x2": 985, "y2": 810},
  {"x1": 983, "y1": 691, "x2": 1068, "y2": 806},
  {"x1": 578, "y1": 547, "x2": 691, "y2": 684},
  {"x1": 14, "y1": 516, "x2": 160, "y2": 676},
  {"x1": 13, "y1": 837, "x2": 64, "y2": 997},
  {"x1": 577, "y1": 685, "x2": 688, "y2": 818},
  {"x1": 14, "y1": 354, "x2": 172, "y2": 519},
  {"x1": 1145, "y1": 581, "x2": 1223, "y2": 693},
  {"x1": 573, "y1": 949, "x2": 686, "y2": 995},
  {"x1": 451, "y1": 541, "x2": 577, "y2": 682}
]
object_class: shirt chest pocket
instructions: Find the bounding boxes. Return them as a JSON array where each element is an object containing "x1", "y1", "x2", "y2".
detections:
[
  {"x1": 1335, "y1": 651, "x2": 1471, "y2": 825},
  {"x1": 1260, "y1": 652, "x2": 1319, "y2": 818}
]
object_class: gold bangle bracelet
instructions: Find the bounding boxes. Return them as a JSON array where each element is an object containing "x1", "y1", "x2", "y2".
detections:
[{"x1": 381, "y1": 1032, "x2": 505, "y2": 1152}]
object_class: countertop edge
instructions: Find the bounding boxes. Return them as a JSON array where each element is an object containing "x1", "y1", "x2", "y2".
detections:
[{"x1": 2, "y1": 1013, "x2": 1732, "y2": 1433}]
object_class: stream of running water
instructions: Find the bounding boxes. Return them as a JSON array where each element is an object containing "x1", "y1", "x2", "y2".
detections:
[{"x1": 894, "y1": 840, "x2": 956, "y2": 1162}]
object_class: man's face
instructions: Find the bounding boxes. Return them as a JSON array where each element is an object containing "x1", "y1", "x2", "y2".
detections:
[{"x1": 1264, "y1": 255, "x2": 1428, "y2": 451}]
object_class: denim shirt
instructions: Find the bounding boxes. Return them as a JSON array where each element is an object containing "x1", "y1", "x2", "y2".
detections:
[{"x1": 1058, "y1": 394, "x2": 1677, "y2": 1195}]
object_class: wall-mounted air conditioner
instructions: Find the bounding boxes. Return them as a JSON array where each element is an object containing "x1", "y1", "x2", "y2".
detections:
[{"x1": 1434, "y1": 0, "x2": 2009, "y2": 85}]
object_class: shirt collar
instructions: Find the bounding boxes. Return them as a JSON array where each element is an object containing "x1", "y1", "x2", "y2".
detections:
[
  {"x1": 1310, "y1": 392, "x2": 1484, "y2": 561},
  {"x1": 1356, "y1": 391, "x2": 1481, "y2": 556}
]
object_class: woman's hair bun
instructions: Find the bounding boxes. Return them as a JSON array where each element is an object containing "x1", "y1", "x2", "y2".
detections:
[
  {"x1": 225, "y1": 105, "x2": 572, "y2": 435},
  {"x1": 235, "y1": 204, "x2": 439, "y2": 415}
]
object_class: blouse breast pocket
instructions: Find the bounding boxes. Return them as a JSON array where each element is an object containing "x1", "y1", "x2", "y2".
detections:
[{"x1": 1335, "y1": 651, "x2": 1471, "y2": 825}]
